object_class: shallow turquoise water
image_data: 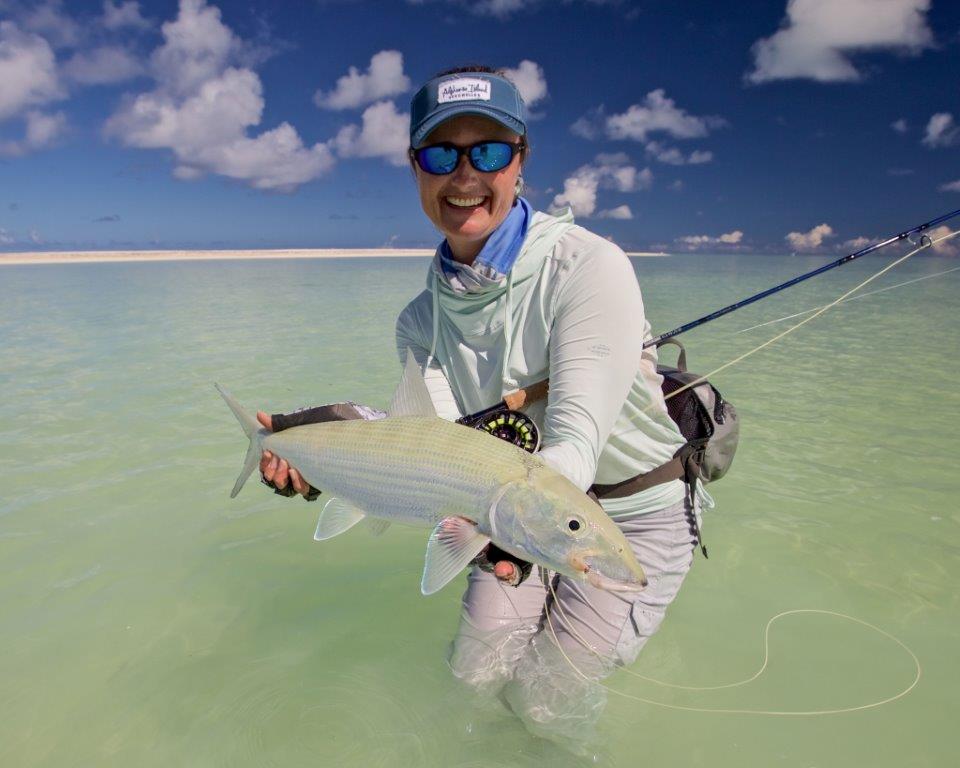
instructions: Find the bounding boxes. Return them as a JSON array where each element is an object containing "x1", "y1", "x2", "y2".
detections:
[{"x1": 1, "y1": 252, "x2": 958, "y2": 767}]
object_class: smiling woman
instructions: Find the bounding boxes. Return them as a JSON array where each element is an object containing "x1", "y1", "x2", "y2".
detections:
[{"x1": 258, "y1": 64, "x2": 701, "y2": 753}]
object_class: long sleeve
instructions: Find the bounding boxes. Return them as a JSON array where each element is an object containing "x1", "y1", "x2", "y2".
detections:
[{"x1": 537, "y1": 242, "x2": 645, "y2": 491}]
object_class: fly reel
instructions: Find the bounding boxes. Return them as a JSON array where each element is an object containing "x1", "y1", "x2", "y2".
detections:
[{"x1": 457, "y1": 408, "x2": 540, "y2": 453}]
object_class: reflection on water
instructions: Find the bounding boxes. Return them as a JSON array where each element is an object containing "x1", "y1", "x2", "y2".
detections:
[{"x1": 1, "y1": 253, "x2": 958, "y2": 766}]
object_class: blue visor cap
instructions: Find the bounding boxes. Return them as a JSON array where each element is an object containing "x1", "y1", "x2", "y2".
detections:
[{"x1": 409, "y1": 73, "x2": 527, "y2": 148}]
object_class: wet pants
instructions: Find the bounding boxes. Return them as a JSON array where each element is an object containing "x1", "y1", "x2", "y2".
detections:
[{"x1": 447, "y1": 496, "x2": 699, "y2": 746}]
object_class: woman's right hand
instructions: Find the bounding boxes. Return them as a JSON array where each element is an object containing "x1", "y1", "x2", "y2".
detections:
[{"x1": 256, "y1": 411, "x2": 314, "y2": 499}]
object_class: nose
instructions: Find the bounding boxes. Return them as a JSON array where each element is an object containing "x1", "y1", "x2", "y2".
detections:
[{"x1": 449, "y1": 153, "x2": 481, "y2": 185}]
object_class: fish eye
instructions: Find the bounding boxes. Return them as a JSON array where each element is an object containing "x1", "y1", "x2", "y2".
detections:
[{"x1": 566, "y1": 516, "x2": 586, "y2": 534}]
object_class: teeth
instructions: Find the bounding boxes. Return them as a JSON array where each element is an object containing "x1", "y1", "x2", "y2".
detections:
[{"x1": 447, "y1": 196, "x2": 485, "y2": 208}]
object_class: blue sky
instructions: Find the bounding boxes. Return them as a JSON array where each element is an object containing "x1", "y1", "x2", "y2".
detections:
[{"x1": 0, "y1": 0, "x2": 958, "y2": 253}]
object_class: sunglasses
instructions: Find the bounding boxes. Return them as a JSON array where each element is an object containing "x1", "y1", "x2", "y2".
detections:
[{"x1": 410, "y1": 140, "x2": 525, "y2": 175}]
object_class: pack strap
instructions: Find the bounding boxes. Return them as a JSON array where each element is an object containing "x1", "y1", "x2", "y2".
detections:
[{"x1": 589, "y1": 456, "x2": 685, "y2": 499}]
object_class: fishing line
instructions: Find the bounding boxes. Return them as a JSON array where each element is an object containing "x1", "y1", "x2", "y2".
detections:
[
  {"x1": 543, "y1": 578, "x2": 921, "y2": 716},
  {"x1": 536, "y1": 235, "x2": 957, "y2": 712},
  {"x1": 652, "y1": 227, "x2": 960, "y2": 411},
  {"x1": 734, "y1": 265, "x2": 960, "y2": 335}
]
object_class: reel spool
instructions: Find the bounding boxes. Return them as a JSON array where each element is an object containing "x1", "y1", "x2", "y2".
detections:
[{"x1": 457, "y1": 408, "x2": 540, "y2": 453}]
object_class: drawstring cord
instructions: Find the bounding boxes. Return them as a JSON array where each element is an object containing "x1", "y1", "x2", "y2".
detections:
[
  {"x1": 425, "y1": 268, "x2": 440, "y2": 372},
  {"x1": 501, "y1": 268, "x2": 517, "y2": 393}
]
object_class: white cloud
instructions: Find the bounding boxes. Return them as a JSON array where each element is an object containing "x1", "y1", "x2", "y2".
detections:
[
  {"x1": 841, "y1": 236, "x2": 872, "y2": 250},
  {"x1": 0, "y1": 21, "x2": 64, "y2": 122},
  {"x1": 926, "y1": 225, "x2": 958, "y2": 256},
  {"x1": 645, "y1": 140, "x2": 713, "y2": 165},
  {"x1": 747, "y1": 0, "x2": 933, "y2": 84},
  {"x1": 551, "y1": 153, "x2": 652, "y2": 217},
  {"x1": 64, "y1": 46, "x2": 144, "y2": 85},
  {"x1": 0, "y1": 228, "x2": 13, "y2": 245},
  {"x1": 313, "y1": 50, "x2": 410, "y2": 110},
  {"x1": 677, "y1": 230, "x2": 744, "y2": 248},
  {"x1": 102, "y1": 1, "x2": 151, "y2": 31},
  {"x1": 891, "y1": 118, "x2": 908, "y2": 133},
  {"x1": 940, "y1": 180, "x2": 960, "y2": 193},
  {"x1": 922, "y1": 113, "x2": 958, "y2": 148},
  {"x1": 603, "y1": 90, "x2": 724, "y2": 142},
  {"x1": 407, "y1": 0, "x2": 621, "y2": 17},
  {"x1": 330, "y1": 99, "x2": 409, "y2": 166},
  {"x1": 502, "y1": 60, "x2": 548, "y2": 108},
  {"x1": 786, "y1": 223, "x2": 833, "y2": 250},
  {"x1": 20, "y1": 1, "x2": 81, "y2": 49},
  {"x1": 597, "y1": 205, "x2": 633, "y2": 220},
  {"x1": 105, "y1": 0, "x2": 334, "y2": 191},
  {"x1": 0, "y1": 109, "x2": 66, "y2": 156}
]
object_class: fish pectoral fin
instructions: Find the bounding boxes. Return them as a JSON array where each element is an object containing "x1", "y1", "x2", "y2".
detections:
[
  {"x1": 388, "y1": 349, "x2": 437, "y2": 418},
  {"x1": 313, "y1": 497, "x2": 366, "y2": 541},
  {"x1": 421, "y1": 516, "x2": 490, "y2": 596},
  {"x1": 365, "y1": 518, "x2": 392, "y2": 537}
]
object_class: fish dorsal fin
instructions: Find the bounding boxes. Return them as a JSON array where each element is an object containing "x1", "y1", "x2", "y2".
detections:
[
  {"x1": 365, "y1": 518, "x2": 391, "y2": 537},
  {"x1": 388, "y1": 349, "x2": 437, "y2": 418},
  {"x1": 313, "y1": 497, "x2": 366, "y2": 541},
  {"x1": 421, "y1": 516, "x2": 490, "y2": 596}
]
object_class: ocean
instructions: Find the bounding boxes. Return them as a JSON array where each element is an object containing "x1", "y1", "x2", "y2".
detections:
[{"x1": 1, "y1": 251, "x2": 957, "y2": 767}]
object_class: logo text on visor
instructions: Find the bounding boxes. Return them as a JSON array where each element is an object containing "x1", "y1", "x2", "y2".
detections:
[{"x1": 438, "y1": 78, "x2": 492, "y2": 104}]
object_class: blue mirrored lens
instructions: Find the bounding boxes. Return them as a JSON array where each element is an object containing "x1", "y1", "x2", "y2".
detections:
[
  {"x1": 418, "y1": 145, "x2": 459, "y2": 174},
  {"x1": 470, "y1": 142, "x2": 513, "y2": 172}
]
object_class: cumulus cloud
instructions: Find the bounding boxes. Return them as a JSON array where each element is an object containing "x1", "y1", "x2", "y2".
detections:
[
  {"x1": 645, "y1": 140, "x2": 713, "y2": 165},
  {"x1": 922, "y1": 113, "x2": 958, "y2": 148},
  {"x1": 891, "y1": 118, "x2": 908, "y2": 133},
  {"x1": 926, "y1": 225, "x2": 958, "y2": 256},
  {"x1": 677, "y1": 230, "x2": 744, "y2": 249},
  {"x1": 747, "y1": 0, "x2": 933, "y2": 84},
  {"x1": 407, "y1": 0, "x2": 622, "y2": 17},
  {"x1": 0, "y1": 21, "x2": 64, "y2": 122},
  {"x1": 940, "y1": 180, "x2": 960, "y2": 193},
  {"x1": 596, "y1": 205, "x2": 633, "y2": 220},
  {"x1": 786, "y1": 223, "x2": 833, "y2": 250},
  {"x1": 605, "y1": 90, "x2": 722, "y2": 142},
  {"x1": 841, "y1": 236, "x2": 872, "y2": 250},
  {"x1": 923, "y1": 225, "x2": 958, "y2": 254},
  {"x1": 314, "y1": 50, "x2": 410, "y2": 110},
  {"x1": 19, "y1": 1, "x2": 82, "y2": 49},
  {"x1": 102, "y1": 1, "x2": 151, "y2": 31},
  {"x1": 330, "y1": 99, "x2": 409, "y2": 166},
  {"x1": 502, "y1": 60, "x2": 548, "y2": 109},
  {"x1": 105, "y1": 0, "x2": 333, "y2": 191},
  {"x1": 0, "y1": 228, "x2": 14, "y2": 245},
  {"x1": 63, "y1": 46, "x2": 144, "y2": 85},
  {"x1": 551, "y1": 152, "x2": 652, "y2": 218},
  {"x1": 0, "y1": 109, "x2": 66, "y2": 156}
]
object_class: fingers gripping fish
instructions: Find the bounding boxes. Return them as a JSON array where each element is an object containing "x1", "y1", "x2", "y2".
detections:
[{"x1": 216, "y1": 352, "x2": 647, "y2": 596}]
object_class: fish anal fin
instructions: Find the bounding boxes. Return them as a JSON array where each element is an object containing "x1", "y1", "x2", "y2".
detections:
[
  {"x1": 314, "y1": 497, "x2": 366, "y2": 541},
  {"x1": 421, "y1": 516, "x2": 490, "y2": 596}
]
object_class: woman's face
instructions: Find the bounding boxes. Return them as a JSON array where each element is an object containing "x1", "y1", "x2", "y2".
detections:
[{"x1": 413, "y1": 114, "x2": 524, "y2": 264}]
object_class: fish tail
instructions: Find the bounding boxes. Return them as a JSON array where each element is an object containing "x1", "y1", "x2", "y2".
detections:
[{"x1": 215, "y1": 383, "x2": 264, "y2": 498}]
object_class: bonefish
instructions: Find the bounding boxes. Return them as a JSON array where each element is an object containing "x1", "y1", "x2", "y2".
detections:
[{"x1": 217, "y1": 352, "x2": 647, "y2": 596}]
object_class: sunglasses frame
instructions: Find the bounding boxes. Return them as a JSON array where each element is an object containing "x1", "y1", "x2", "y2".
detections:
[{"x1": 410, "y1": 140, "x2": 526, "y2": 176}]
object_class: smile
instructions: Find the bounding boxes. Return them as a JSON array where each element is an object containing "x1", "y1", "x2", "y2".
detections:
[{"x1": 446, "y1": 196, "x2": 486, "y2": 208}]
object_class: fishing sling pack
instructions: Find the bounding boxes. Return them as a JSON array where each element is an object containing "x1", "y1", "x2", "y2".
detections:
[{"x1": 588, "y1": 338, "x2": 739, "y2": 556}]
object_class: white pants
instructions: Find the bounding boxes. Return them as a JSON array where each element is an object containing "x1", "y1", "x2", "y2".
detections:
[{"x1": 447, "y1": 496, "x2": 699, "y2": 747}]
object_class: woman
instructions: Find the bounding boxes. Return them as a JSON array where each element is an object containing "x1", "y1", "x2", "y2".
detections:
[{"x1": 260, "y1": 66, "x2": 701, "y2": 748}]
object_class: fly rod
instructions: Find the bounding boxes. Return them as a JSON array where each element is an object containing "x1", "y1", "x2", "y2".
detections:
[{"x1": 644, "y1": 207, "x2": 960, "y2": 349}]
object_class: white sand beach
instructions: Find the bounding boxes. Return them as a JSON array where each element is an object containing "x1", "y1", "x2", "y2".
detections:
[
  {"x1": 0, "y1": 248, "x2": 436, "y2": 266},
  {"x1": 0, "y1": 248, "x2": 669, "y2": 265}
]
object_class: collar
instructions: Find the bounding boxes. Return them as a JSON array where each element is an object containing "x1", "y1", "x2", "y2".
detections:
[{"x1": 438, "y1": 197, "x2": 531, "y2": 293}]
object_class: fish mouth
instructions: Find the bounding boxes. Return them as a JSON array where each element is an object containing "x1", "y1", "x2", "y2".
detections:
[
  {"x1": 587, "y1": 570, "x2": 647, "y2": 593},
  {"x1": 570, "y1": 553, "x2": 648, "y2": 592}
]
